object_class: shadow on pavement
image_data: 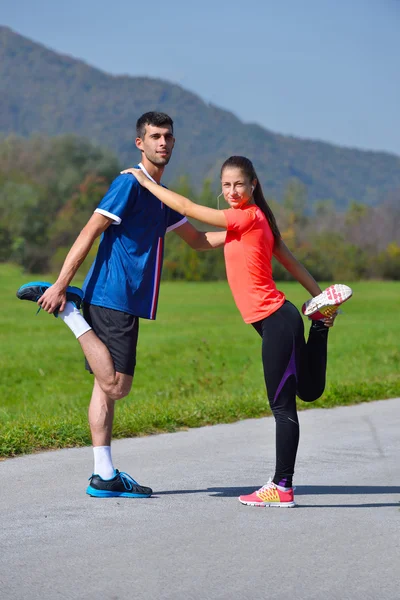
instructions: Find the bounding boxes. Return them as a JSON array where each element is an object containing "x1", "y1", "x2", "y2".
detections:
[{"x1": 155, "y1": 485, "x2": 400, "y2": 507}]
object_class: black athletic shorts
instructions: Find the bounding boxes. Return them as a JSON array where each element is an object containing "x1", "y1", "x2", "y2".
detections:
[{"x1": 82, "y1": 303, "x2": 139, "y2": 376}]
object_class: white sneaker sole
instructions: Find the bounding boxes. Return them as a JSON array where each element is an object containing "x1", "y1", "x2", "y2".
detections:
[
  {"x1": 238, "y1": 498, "x2": 296, "y2": 508},
  {"x1": 303, "y1": 284, "x2": 353, "y2": 317}
]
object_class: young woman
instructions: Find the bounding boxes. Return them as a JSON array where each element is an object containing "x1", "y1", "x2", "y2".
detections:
[{"x1": 122, "y1": 156, "x2": 352, "y2": 508}]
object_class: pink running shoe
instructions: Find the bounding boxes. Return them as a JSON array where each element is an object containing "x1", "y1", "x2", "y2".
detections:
[
  {"x1": 239, "y1": 479, "x2": 296, "y2": 508},
  {"x1": 302, "y1": 284, "x2": 353, "y2": 320}
]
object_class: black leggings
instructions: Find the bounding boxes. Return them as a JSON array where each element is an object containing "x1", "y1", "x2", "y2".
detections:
[{"x1": 252, "y1": 300, "x2": 328, "y2": 488}]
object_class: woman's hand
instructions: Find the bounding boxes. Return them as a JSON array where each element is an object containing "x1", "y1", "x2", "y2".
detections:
[
  {"x1": 120, "y1": 167, "x2": 149, "y2": 187},
  {"x1": 322, "y1": 313, "x2": 338, "y2": 328}
]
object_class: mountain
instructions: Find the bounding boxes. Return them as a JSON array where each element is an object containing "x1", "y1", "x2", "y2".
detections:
[{"x1": 1, "y1": 25, "x2": 400, "y2": 209}]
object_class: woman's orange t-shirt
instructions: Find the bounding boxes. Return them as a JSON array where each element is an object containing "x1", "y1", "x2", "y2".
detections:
[{"x1": 223, "y1": 205, "x2": 285, "y2": 324}]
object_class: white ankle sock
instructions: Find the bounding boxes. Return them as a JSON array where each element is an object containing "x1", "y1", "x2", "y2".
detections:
[
  {"x1": 58, "y1": 301, "x2": 92, "y2": 339},
  {"x1": 93, "y1": 446, "x2": 115, "y2": 479}
]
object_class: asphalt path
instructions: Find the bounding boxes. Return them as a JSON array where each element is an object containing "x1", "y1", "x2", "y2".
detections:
[{"x1": 1, "y1": 398, "x2": 399, "y2": 600}]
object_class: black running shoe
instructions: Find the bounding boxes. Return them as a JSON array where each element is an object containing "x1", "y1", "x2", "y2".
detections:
[
  {"x1": 16, "y1": 281, "x2": 83, "y2": 310},
  {"x1": 86, "y1": 470, "x2": 153, "y2": 498}
]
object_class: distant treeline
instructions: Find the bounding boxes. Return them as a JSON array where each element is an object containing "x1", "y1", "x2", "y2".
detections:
[{"x1": 1, "y1": 134, "x2": 399, "y2": 281}]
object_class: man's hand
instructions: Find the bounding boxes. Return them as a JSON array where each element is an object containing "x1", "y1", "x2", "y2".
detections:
[
  {"x1": 38, "y1": 283, "x2": 67, "y2": 314},
  {"x1": 120, "y1": 167, "x2": 149, "y2": 187}
]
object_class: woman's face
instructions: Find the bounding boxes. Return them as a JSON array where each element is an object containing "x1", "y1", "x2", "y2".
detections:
[{"x1": 221, "y1": 167, "x2": 255, "y2": 209}]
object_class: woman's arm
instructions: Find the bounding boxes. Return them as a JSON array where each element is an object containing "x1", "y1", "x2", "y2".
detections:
[
  {"x1": 122, "y1": 168, "x2": 227, "y2": 229},
  {"x1": 273, "y1": 238, "x2": 322, "y2": 297},
  {"x1": 174, "y1": 221, "x2": 226, "y2": 250},
  {"x1": 274, "y1": 238, "x2": 338, "y2": 327}
]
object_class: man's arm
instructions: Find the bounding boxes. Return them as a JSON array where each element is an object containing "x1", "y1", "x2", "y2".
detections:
[
  {"x1": 38, "y1": 213, "x2": 113, "y2": 313},
  {"x1": 173, "y1": 221, "x2": 226, "y2": 251},
  {"x1": 273, "y1": 238, "x2": 322, "y2": 297}
]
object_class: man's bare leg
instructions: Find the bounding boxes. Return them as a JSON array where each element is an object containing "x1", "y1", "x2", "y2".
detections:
[
  {"x1": 78, "y1": 330, "x2": 132, "y2": 400},
  {"x1": 89, "y1": 378, "x2": 115, "y2": 447},
  {"x1": 89, "y1": 378, "x2": 115, "y2": 479},
  {"x1": 88, "y1": 374, "x2": 132, "y2": 479},
  {"x1": 58, "y1": 307, "x2": 134, "y2": 478}
]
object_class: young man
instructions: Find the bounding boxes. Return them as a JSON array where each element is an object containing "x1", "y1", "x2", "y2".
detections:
[{"x1": 17, "y1": 112, "x2": 226, "y2": 498}]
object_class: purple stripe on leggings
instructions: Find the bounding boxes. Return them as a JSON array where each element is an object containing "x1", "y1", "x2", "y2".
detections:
[{"x1": 273, "y1": 342, "x2": 297, "y2": 403}]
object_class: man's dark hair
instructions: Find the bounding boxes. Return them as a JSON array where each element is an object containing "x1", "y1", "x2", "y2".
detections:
[{"x1": 136, "y1": 112, "x2": 174, "y2": 139}]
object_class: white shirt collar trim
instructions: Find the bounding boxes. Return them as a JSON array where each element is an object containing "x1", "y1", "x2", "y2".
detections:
[{"x1": 138, "y1": 162, "x2": 158, "y2": 185}]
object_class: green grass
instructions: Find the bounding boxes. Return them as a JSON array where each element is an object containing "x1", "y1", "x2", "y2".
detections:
[{"x1": 1, "y1": 263, "x2": 399, "y2": 458}]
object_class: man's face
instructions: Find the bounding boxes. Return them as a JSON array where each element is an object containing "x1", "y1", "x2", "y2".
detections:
[{"x1": 135, "y1": 124, "x2": 175, "y2": 166}]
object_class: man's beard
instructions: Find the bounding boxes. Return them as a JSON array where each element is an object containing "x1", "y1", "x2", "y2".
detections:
[{"x1": 147, "y1": 153, "x2": 171, "y2": 167}]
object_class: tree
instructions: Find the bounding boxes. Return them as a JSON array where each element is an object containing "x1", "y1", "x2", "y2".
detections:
[{"x1": 0, "y1": 134, "x2": 121, "y2": 271}]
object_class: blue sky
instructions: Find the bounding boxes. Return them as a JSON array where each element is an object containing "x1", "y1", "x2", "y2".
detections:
[{"x1": 2, "y1": 0, "x2": 400, "y2": 155}]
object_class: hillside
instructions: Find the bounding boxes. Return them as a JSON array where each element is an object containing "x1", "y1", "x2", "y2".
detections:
[{"x1": 1, "y1": 25, "x2": 400, "y2": 209}]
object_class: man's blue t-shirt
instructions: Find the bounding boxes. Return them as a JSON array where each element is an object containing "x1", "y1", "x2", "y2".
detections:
[{"x1": 82, "y1": 167, "x2": 187, "y2": 320}]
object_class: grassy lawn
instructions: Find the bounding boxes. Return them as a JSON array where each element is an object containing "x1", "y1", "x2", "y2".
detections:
[{"x1": 1, "y1": 263, "x2": 399, "y2": 458}]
